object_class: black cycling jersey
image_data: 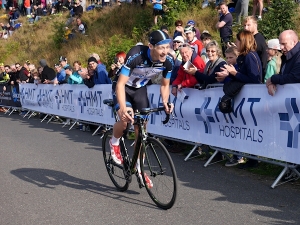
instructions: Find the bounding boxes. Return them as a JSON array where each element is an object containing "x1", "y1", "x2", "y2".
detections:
[{"x1": 120, "y1": 45, "x2": 173, "y2": 88}]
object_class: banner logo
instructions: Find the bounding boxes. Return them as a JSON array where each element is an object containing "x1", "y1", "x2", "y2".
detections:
[{"x1": 279, "y1": 98, "x2": 300, "y2": 148}]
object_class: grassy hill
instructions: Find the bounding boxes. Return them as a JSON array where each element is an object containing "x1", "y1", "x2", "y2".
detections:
[{"x1": 0, "y1": 1, "x2": 299, "y2": 67}]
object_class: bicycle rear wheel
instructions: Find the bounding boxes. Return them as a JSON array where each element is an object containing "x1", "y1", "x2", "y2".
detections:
[
  {"x1": 140, "y1": 137, "x2": 178, "y2": 209},
  {"x1": 102, "y1": 130, "x2": 129, "y2": 191}
]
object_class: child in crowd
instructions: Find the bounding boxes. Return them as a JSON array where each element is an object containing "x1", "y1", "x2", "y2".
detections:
[
  {"x1": 264, "y1": 39, "x2": 282, "y2": 83},
  {"x1": 223, "y1": 46, "x2": 246, "y2": 167},
  {"x1": 200, "y1": 30, "x2": 212, "y2": 63}
]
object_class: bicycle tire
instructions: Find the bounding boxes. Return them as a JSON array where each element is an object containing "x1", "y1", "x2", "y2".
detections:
[
  {"x1": 102, "y1": 130, "x2": 129, "y2": 191},
  {"x1": 140, "y1": 137, "x2": 178, "y2": 209}
]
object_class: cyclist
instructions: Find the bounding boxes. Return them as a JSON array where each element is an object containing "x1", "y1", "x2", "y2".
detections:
[{"x1": 110, "y1": 30, "x2": 174, "y2": 188}]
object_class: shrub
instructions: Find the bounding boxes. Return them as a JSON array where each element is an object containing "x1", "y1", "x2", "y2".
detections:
[{"x1": 258, "y1": 0, "x2": 298, "y2": 40}]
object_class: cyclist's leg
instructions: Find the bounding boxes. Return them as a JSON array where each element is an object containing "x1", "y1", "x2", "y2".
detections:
[
  {"x1": 131, "y1": 86, "x2": 151, "y2": 187},
  {"x1": 110, "y1": 90, "x2": 133, "y2": 165}
]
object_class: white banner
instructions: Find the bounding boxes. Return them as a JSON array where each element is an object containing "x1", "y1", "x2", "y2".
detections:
[{"x1": 20, "y1": 83, "x2": 300, "y2": 164}]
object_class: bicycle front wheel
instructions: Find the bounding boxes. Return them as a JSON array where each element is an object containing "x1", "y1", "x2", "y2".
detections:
[
  {"x1": 140, "y1": 137, "x2": 178, "y2": 209},
  {"x1": 102, "y1": 130, "x2": 129, "y2": 191}
]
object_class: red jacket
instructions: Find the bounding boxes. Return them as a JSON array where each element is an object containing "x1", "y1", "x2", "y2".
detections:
[{"x1": 172, "y1": 55, "x2": 205, "y2": 88}]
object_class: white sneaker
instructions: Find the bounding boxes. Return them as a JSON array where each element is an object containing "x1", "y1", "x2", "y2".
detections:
[{"x1": 109, "y1": 139, "x2": 123, "y2": 165}]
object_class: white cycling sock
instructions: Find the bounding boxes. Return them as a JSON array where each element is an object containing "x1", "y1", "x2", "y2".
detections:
[{"x1": 111, "y1": 136, "x2": 120, "y2": 146}]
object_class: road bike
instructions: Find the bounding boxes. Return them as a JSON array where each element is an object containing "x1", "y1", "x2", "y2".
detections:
[{"x1": 102, "y1": 99, "x2": 177, "y2": 209}]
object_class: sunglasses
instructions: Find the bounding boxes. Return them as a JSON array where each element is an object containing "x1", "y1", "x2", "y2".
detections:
[
  {"x1": 173, "y1": 41, "x2": 182, "y2": 44},
  {"x1": 179, "y1": 43, "x2": 191, "y2": 49}
]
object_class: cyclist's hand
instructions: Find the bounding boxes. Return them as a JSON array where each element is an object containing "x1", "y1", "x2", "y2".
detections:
[
  {"x1": 164, "y1": 102, "x2": 174, "y2": 114},
  {"x1": 120, "y1": 107, "x2": 134, "y2": 124}
]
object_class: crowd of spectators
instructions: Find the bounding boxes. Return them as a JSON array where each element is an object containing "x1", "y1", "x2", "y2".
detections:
[{"x1": 0, "y1": 1, "x2": 300, "y2": 175}]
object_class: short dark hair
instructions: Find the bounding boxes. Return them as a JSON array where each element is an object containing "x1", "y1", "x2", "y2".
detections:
[
  {"x1": 175, "y1": 19, "x2": 183, "y2": 27},
  {"x1": 200, "y1": 32, "x2": 212, "y2": 41}
]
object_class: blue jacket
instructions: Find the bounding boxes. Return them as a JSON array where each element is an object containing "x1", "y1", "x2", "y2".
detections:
[
  {"x1": 232, "y1": 51, "x2": 262, "y2": 84},
  {"x1": 93, "y1": 63, "x2": 112, "y2": 84},
  {"x1": 56, "y1": 69, "x2": 66, "y2": 83},
  {"x1": 271, "y1": 42, "x2": 300, "y2": 84}
]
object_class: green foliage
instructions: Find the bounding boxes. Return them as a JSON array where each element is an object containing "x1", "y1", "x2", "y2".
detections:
[
  {"x1": 258, "y1": 0, "x2": 298, "y2": 40},
  {"x1": 105, "y1": 34, "x2": 135, "y2": 65},
  {"x1": 131, "y1": 8, "x2": 153, "y2": 41},
  {"x1": 52, "y1": 21, "x2": 67, "y2": 49},
  {"x1": 162, "y1": 0, "x2": 188, "y2": 27}
]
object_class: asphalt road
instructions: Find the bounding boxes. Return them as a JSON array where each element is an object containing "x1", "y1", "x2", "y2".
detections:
[{"x1": 0, "y1": 113, "x2": 300, "y2": 225}]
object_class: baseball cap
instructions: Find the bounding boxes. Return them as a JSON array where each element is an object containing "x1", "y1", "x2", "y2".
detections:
[
  {"x1": 184, "y1": 25, "x2": 195, "y2": 34},
  {"x1": 54, "y1": 63, "x2": 60, "y2": 68},
  {"x1": 187, "y1": 20, "x2": 196, "y2": 26},
  {"x1": 267, "y1": 39, "x2": 281, "y2": 50},
  {"x1": 59, "y1": 56, "x2": 67, "y2": 62},
  {"x1": 65, "y1": 65, "x2": 73, "y2": 70},
  {"x1": 173, "y1": 36, "x2": 184, "y2": 43},
  {"x1": 149, "y1": 30, "x2": 171, "y2": 46}
]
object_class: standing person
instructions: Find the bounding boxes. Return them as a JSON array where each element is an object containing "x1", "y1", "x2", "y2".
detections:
[
  {"x1": 151, "y1": 0, "x2": 163, "y2": 25},
  {"x1": 264, "y1": 39, "x2": 282, "y2": 83},
  {"x1": 243, "y1": 16, "x2": 267, "y2": 81},
  {"x1": 234, "y1": 0, "x2": 249, "y2": 25},
  {"x1": 109, "y1": 30, "x2": 174, "y2": 188},
  {"x1": 266, "y1": 30, "x2": 300, "y2": 96},
  {"x1": 216, "y1": 2, "x2": 233, "y2": 56},
  {"x1": 252, "y1": 0, "x2": 263, "y2": 20},
  {"x1": 216, "y1": 30, "x2": 262, "y2": 168},
  {"x1": 68, "y1": 61, "x2": 83, "y2": 84}
]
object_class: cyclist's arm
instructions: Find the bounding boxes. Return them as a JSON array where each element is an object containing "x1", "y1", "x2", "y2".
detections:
[
  {"x1": 160, "y1": 77, "x2": 172, "y2": 113},
  {"x1": 116, "y1": 73, "x2": 133, "y2": 122}
]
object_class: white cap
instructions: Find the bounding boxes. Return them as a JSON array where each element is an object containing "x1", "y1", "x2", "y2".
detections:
[
  {"x1": 173, "y1": 35, "x2": 184, "y2": 43},
  {"x1": 267, "y1": 39, "x2": 280, "y2": 50}
]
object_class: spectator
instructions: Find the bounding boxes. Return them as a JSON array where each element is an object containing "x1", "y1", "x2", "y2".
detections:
[
  {"x1": 199, "y1": 31, "x2": 212, "y2": 63},
  {"x1": 216, "y1": 30, "x2": 262, "y2": 168},
  {"x1": 53, "y1": 64, "x2": 66, "y2": 84},
  {"x1": 90, "y1": 53, "x2": 101, "y2": 64},
  {"x1": 252, "y1": 0, "x2": 263, "y2": 20},
  {"x1": 151, "y1": 0, "x2": 163, "y2": 25},
  {"x1": 216, "y1": 2, "x2": 233, "y2": 56},
  {"x1": 186, "y1": 20, "x2": 201, "y2": 40},
  {"x1": 170, "y1": 35, "x2": 184, "y2": 84},
  {"x1": 243, "y1": 16, "x2": 268, "y2": 80},
  {"x1": 264, "y1": 39, "x2": 282, "y2": 83},
  {"x1": 266, "y1": 30, "x2": 300, "y2": 96},
  {"x1": 30, "y1": 5, "x2": 43, "y2": 23},
  {"x1": 75, "y1": 17, "x2": 86, "y2": 34},
  {"x1": 173, "y1": 19, "x2": 184, "y2": 39},
  {"x1": 59, "y1": 56, "x2": 69, "y2": 69},
  {"x1": 72, "y1": 0, "x2": 83, "y2": 17},
  {"x1": 30, "y1": 68, "x2": 41, "y2": 84},
  {"x1": 184, "y1": 40, "x2": 227, "y2": 89},
  {"x1": 83, "y1": 56, "x2": 111, "y2": 88},
  {"x1": 216, "y1": 30, "x2": 262, "y2": 84},
  {"x1": 18, "y1": 61, "x2": 30, "y2": 83},
  {"x1": 184, "y1": 25, "x2": 203, "y2": 57},
  {"x1": 39, "y1": 59, "x2": 56, "y2": 83},
  {"x1": 109, "y1": 51, "x2": 126, "y2": 79},
  {"x1": 234, "y1": 0, "x2": 249, "y2": 25},
  {"x1": 67, "y1": 61, "x2": 83, "y2": 84},
  {"x1": 0, "y1": 63, "x2": 10, "y2": 83},
  {"x1": 24, "y1": 0, "x2": 31, "y2": 15},
  {"x1": 171, "y1": 43, "x2": 205, "y2": 97},
  {"x1": 8, "y1": 7, "x2": 19, "y2": 26}
]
